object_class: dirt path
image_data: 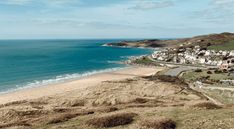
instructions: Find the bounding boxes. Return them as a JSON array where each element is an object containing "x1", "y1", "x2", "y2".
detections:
[
  {"x1": 202, "y1": 86, "x2": 234, "y2": 91},
  {"x1": 188, "y1": 84, "x2": 224, "y2": 105}
]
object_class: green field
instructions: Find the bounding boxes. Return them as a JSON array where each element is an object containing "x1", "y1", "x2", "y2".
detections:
[
  {"x1": 208, "y1": 40, "x2": 234, "y2": 50},
  {"x1": 182, "y1": 70, "x2": 233, "y2": 82}
]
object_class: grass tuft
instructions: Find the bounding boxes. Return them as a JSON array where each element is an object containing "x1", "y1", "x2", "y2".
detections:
[
  {"x1": 136, "y1": 117, "x2": 176, "y2": 129},
  {"x1": 86, "y1": 112, "x2": 137, "y2": 128},
  {"x1": 191, "y1": 101, "x2": 221, "y2": 109},
  {"x1": 47, "y1": 111, "x2": 94, "y2": 124}
]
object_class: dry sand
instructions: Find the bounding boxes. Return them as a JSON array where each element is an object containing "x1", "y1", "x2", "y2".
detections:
[{"x1": 0, "y1": 66, "x2": 163, "y2": 104}]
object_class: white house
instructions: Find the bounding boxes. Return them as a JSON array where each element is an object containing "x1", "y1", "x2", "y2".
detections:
[
  {"x1": 199, "y1": 58, "x2": 206, "y2": 64},
  {"x1": 205, "y1": 50, "x2": 211, "y2": 56},
  {"x1": 229, "y1": 50, "x2": 234, "y2": 56}
]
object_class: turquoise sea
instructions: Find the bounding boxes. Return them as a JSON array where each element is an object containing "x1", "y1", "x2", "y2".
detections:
[{"x1": 0, "y1": 39, "x2": 152, "y2": 93}]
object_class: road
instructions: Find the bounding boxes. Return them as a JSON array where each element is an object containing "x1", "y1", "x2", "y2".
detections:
[
  {"x1": 164, "y1": 66, "x2": 201, "y2": 76},
  {"x1": 147, "y1": 56, "x2": 205, "y2": 77}
]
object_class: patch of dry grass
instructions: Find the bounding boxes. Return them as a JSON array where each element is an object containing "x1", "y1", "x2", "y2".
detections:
[
  {"x1": 0, "y1": 100, "x2": 28, "y2": 108},
  {"x1": 144, "y1": 75, "x2": 187, "y2": 86},
  {"x1": 47, "y1": 110, "x2": 94, "y2": 124},
  {"x1": 86, "y1": 112, "x2": 137, "y2": 128},
  {"x1": 134, "y1": 117, "x2": 176, "y2": 129},
  {"x1": 132, "y1": 98, "x2": 149, "y2": 104},
  {"x1": 0, "y1": 121, "x2": 31, "y2": 129},
  {"x1": 97, "y1": 106, "x2": 119, "y2": 113},
  {"x1": 191, "y1": 101, "x2": 221, "y2": 109},
  {"x1": 52, "y1": 108, "x2": 72, "y2": 113},
  {"x1": 61, "y1": 99, "x2": 85, "y2": 107}
]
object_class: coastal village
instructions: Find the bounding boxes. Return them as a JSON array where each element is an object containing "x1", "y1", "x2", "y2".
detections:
[
  {"x1": 122, "y1": 34, "x2": 234, "y2": 90},
  {"x1": 151, "y1": 45, "x2": 234, "y2": 71}
]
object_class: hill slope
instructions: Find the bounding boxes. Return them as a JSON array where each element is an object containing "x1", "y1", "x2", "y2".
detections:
[{"x1": 105, "y1": 32, "x2": 234, "y2": 48}]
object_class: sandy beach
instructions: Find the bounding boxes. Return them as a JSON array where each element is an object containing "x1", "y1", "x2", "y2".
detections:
[{"x1": 0, "y1": 66, "x2": 162, "y2": 104}]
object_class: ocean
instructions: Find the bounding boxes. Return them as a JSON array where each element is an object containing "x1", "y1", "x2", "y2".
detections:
[{"x1": 0, "y1": 39, "x2": 153, "y2": 93}]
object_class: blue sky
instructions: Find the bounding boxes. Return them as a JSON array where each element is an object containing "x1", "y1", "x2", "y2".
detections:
[{"x1": 0, "y1": 0, "x2": 234, "y2": 39}]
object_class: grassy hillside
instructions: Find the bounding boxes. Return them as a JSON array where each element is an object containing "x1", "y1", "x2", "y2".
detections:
[{"x1": 208, "y1": 40, "x2": 234, "y2": 50}]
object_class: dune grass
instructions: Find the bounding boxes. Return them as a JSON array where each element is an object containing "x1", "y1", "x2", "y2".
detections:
[
  {"x1": 136, "y1": 117, "x2": 176, "y2": 129},
  {"x1": 86, "y1": 112, "x2": 137, "y2": 128},
  {"x1": 191, "y1": 101, "x2": 221, "y2": 109}
]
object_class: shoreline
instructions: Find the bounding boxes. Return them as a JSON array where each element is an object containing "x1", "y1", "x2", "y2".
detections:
[
  {"x1": 0, "y1": 66, "x2": 163, "y2": 104},
  {"x1": 0, "y1": 67, "x2": 126, "y2": 95}
]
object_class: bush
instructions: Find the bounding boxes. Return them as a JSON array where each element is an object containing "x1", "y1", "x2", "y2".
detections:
[
  {"x1": 194, "y1": 69, "x2": 202, "y2": 72},
  {"x1": 137, "y1": 117, "x2": 176, "y2": 129},
  {"x1": 144, "y1": 75, "x2": 187, "y2": 86},
  {"x1": 99, "y1": 107, "x2": 119, "y2": 113},
  {"x1": 214, "y1": 69, "x2": 222, "y2": 74},
  {"x1": 132, "y1": 98, "x2": 149, "y2": 104},
  {"x1": 207, "y1": 71, "x2": 213, "y2": 74},
  {"x1": 86, "y1": 112, "x2": 137, "y2": 128}
]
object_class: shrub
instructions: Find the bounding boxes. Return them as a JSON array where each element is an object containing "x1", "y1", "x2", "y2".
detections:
[
  {"x1": 194, "y1": 69, "x2": 202, "y2": 72},
  {"x1": 86, "y1": 112, "x2": 137, "y2": 128},
  {"x1": 47, "y1": 113, "x2": 77, "y2": 124},
  {"x1": 99, "y1": 107, "x2": 119, "y2": 113},
  {"x1": 214, "y1": 69, "x2": 222, "y2": 74},
  {"x1": 137, "y1": 117, "x2": 176, "y2": 129},
  {"x1": 207, "y1": 71, "x2": 213, "y2": 74},
  {"x1": 144, "y1": 75, "x2": 187, "y2": 86},
  {"x1": 132, "y1": 98, "x2": 149, "y2": 104}
]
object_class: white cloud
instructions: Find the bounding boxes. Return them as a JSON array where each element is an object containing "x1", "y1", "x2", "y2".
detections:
[
  {"x1": 0, "y1": 0, "x2": 80, "y2": 6},
  {"x1": 0, "y1": 0, "x2": 32, "y2": 5},
  {"x1": 190, "y1": 0, "x2": 234, "y2": 25},
  {"x1": 212, "y1": 0, "x2": 234, "y2": 5},
  {"x1": 40, "y1": 0, "x2": 81, "y2": 8},
  {"x1": 130, "y1": 0, "x2": 174, "y2": 10}
]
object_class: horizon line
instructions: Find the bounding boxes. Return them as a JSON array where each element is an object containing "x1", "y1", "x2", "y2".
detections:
[{"x1": 0, "y1": 37, "x2": 178, "y2": 40}]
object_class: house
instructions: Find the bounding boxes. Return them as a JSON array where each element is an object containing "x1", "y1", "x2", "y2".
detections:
[
  {"x1": 205, "y1": 50, "x2": 211, "y2": 56},
  {"x1": 194, "y1": 45, "x2": 201, "y2": 50},
  {"x1": 219, "y1": 62, "x2": 229, "y2": 70},
  {"x1": 199, "y1": 58, "x2": 206, "y2": 64},
  {"x1": 222, "y1": 51, "x2": 228, "y2": 56},
  {"x1": 229, "y1": 50, "x2": 234, "y2": 57},
  {"x1": 180, "y1": 58, "x2": 186, "y2": 64}
]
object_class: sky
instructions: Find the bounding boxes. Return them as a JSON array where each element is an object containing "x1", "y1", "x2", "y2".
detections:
[{"x1": 0, "y1": 0, "x2": 234, "y2": 39}]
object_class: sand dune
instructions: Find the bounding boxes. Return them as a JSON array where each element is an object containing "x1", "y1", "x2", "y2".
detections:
[{"x1": 0, "y1": 66, "x2": 162, "y2": 104}]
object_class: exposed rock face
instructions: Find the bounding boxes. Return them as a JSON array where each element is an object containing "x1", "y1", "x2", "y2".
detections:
[{"x1": 104, "y1": 32, "x2": 234, "y2": 48}]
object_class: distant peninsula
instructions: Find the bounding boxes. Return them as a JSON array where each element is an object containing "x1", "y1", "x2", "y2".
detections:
[{"x1": 104, "y1": 32, "x2": 234, "y2": 49}]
